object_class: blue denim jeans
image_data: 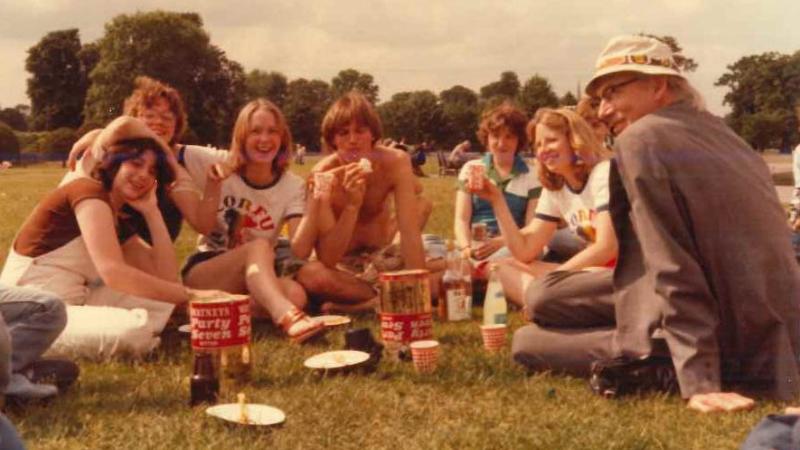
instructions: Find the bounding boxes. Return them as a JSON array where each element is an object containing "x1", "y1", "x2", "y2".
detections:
[
  {"x1": 0, "y1": 413, "x2": 25, "y2": 450},
  {"x1": 0, "y1": 284, "x2": 66, "y2": 388}
]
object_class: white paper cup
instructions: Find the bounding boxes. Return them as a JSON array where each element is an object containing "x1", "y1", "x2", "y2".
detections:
[
  {"x1": 467, "y1": 164, "x2": 486, "y2": 191},
  {"x1": 313, "y1": 172, "x2": 334, "y2": 200},
  {"x1": 409, "y1": 340, "x2": 440, "y2": 373},
  {"x1": 480, "y1": 324, "x2": 507, "y2": 352}
]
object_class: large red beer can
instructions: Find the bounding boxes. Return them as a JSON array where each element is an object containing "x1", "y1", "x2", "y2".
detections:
[
  {"x1": 189, "y1": 294, "x2": 252, "y2": 386},
  {"x1": 378, "y1": 270, "x2": 433, "y2": 356}
]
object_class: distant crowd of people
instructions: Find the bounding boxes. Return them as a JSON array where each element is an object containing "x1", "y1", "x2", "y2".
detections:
[{"x1": 1, "y1": 34, "x2": 799, "y2": 446}]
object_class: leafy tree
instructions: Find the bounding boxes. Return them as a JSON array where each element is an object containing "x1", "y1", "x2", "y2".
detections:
[
  {"x1": 716, "y1": 51, "x2": 800, "y2": 151},
  {"x1": 518, "y1": 74, "x2": 558, "y2": 116},
  {"x1": 0, "y1": 107, "x2": 28, "y2": 131},
  {"x1": 639, "y1": 33, "x2": 698, "y2": 73},
  {"x1": 283, "y1": 78, "x2": 331, "y2": 152},
  {"x1": 440, "y1": 85, "x2": 478, "y2": 106},
  {"x1": 378, "y1": 90, "x2": 444, "y2": 144},
  {"x1": 37, "y1": 127, "x2": 78, "y2": 159},
  {"x1": 245, "y1": 70, "x2": 288, "y2": 106},
  {"x1": 84, "y1": 11, "x2": 246, "y2": 146},
  {"x1": 480, "y1": 71, "x2": 520, "y2": 101},
  {"x1": 0, "y1": 122, "x2": 20, "y2": 160},
  {"x1": 331, "y1": 69, "x2": 379, "y2": 104},
  {"x1": 439, "y1": 85, "x2": 479, "y2": 149},
  {"x1": 25, "y1": 29, "x2": 90, "y2": 130},
  {"x1": 559, "y1": 91, "x2": 578, "y2": 107}
]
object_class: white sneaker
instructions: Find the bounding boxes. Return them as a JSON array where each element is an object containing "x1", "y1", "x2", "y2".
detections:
[{"x1": 5, "y1": 373, "x2": 58, "y2": 399}]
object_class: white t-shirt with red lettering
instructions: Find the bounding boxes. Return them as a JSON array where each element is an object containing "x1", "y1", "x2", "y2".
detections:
[
  {"x1": 181, "y1": 145, "x2": 306, "y2": 251},
  {"x1": 534, "y1": 160, "x2": 610, "y2": 244}
]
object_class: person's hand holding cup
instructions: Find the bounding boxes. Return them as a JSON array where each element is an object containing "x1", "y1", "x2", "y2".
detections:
[{"x1": 313, "y1": 171, "x2": 335, "y2": 201}]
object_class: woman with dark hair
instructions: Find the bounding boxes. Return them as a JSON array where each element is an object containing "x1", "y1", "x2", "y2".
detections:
[
  {"x1": 66, "y1": 76, "x2": 228, "y2": 273},
  {"x1": 469, "y1": 108, "x2": 617, "y2": 306},
  {"x1": 2, "y1": 117, "x2": 220, "y2": 358},
  {"x1": 180, "y1": 99, "x2": 325, "y2": 343}
]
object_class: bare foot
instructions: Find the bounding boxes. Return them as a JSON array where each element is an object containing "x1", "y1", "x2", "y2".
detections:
[
  {"x1": 320, "y1": 297, "x2": 378, "y2": 314},
  {"x1": 687, "y1": 392, "x2": 755, "y2": 413}
]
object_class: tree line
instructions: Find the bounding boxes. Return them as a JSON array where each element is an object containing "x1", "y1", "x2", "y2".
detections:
[{"x1": 2, "y1": 10, "x2": 798, "y2": 159}]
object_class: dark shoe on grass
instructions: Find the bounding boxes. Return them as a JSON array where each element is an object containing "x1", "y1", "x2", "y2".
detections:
[
  {"x1": 25, "y1": 358, "x2": 80, "y2": 393},
  {"x1": 589, "y1": 355, "x2": 678, "y2": 398}
]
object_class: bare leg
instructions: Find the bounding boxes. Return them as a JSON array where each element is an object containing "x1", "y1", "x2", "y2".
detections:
[
  {"x1": 320, "y1": 297, "x2": 379, "y2": 314},
  {"x1": 295, "y1": 261, "x2": 376, "y2": 306},
  {"x1": 279, "y1": 278, "x2": 307, "y2": 310},
  {"x1": 184, "y1": 239, "x2": 295, "y2": 323},
  {"x1": 121, "y1": 237, "x2": 157, "y2": 276},
  {"x1": 496, "y1": 260, "x2": 558, "y2": 308}
]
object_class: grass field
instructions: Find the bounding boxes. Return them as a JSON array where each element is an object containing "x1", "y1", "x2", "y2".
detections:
[{"x1": 0, "y1": 159, "x2": 789, "y2": 450}]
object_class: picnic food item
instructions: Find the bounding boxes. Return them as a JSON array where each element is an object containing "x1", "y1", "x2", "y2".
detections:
[
  {"x1": 237, "y1": 392, "x2": 249, "y2": 424},
  {"x1": 439, "y1": 240, "x2": 471, "y2": 321},
  {"x1": 378, "y1": 269, "x2": 433, "y2": 358},
  {"x1": 688, "y1": 392, "x2": 755, "y2": 413},
  {"x1": 189, "y1": 293, "x2": 252, "y2": 391},
  {"x1": 190, "y1": 352, "x2": 219, "y2": 406},
  {"x1": 482, "y1": 266, "x2": 507, "y2": 325},
  {"x1": 358, "y1": 157, "x2": 373, "y2": 173},
  {"x1": 467, "y1": 163, "x2": 486, "y2": 191}
]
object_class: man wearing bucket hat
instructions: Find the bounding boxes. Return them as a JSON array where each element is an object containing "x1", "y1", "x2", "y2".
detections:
[{"x1": 512, "y1": 35, "x2": 800, "y2": 411}]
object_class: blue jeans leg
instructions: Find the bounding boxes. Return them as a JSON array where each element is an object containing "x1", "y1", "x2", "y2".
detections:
[
  {"x1": 0, "y1": 285, "x2": 67, "y2": 372},
  {"x1": 0, "y1": 413, "x2": 25, "y2": 450}
]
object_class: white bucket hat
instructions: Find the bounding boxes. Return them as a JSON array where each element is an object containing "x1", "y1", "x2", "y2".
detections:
[{"x1": 586, "y1": 35, "x2": 683, "y2": 96}]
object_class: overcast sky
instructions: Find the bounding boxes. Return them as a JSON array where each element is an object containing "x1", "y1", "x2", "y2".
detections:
[{"x1": 1, "y1": 0, "x2": 798, "y2": 116}]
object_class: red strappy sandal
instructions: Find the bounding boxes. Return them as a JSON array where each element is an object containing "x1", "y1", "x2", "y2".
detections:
[{"x1": 278, "y1": 307, "x2": 325, "y2": 344}]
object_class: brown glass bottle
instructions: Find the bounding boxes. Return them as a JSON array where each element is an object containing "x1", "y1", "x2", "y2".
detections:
[{"x1": 190, "y1": 352, "x2": 219, "y2": 406}]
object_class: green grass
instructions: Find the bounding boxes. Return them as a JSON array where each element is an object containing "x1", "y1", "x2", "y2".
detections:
[{"x1": 0, "y1": 160, "x2": 788, "y2": 449}]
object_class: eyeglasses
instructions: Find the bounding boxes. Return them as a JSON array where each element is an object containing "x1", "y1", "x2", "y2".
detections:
[{"x1": 597, "y1": 77, "x2": 642, "y2": 103}]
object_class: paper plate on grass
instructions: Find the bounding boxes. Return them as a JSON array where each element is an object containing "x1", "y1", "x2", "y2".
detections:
[
  {"x1": 303, "y1": 350, "x2": 369, "y2": 370},
  {"x1": 312, "y1": 315, "x2": 351, "y2": 327},
  {"x1": 206, "y1": 403, "x2": 286, "y2": 426}
]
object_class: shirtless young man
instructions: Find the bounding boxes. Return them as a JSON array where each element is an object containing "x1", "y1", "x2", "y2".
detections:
[{"x1": 301, "y1": 91, "x2": 430, "y2": 312}]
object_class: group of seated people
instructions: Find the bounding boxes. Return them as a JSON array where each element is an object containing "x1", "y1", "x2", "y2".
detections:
[{"x1": 0, "y1": 35, "x2": 798, "y2": 446}]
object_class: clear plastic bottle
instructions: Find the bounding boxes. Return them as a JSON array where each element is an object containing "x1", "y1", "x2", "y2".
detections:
[{"x1": 482, "y1": 265, "x2": 507, "y2": 325}]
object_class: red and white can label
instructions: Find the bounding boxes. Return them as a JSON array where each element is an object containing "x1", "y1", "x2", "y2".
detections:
[
  {"x1": 380, "y1": 312, "x2": 433, "y2": 344},
  {"x1": 190, "y1": 297, "x2": 251, "y2": 350}
]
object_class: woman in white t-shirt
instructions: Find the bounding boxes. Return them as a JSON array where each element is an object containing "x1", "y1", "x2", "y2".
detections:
[
  {"x1": 469, "y1": 107, "x2": 617, "y2": 307},
  {"x1": 180, "y1": 99, "x2": 325, "y2": 344}
]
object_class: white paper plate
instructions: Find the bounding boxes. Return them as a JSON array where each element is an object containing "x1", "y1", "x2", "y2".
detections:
[
  {"x1": 312, "y1": 315, "x2": 351, "y2": 327},
  {"x1": 303, "y1": 350, "x2": 369, "y2": 370},
  {"x1": 206, "y1": 403, "x2": 286, "y2": 426}
]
